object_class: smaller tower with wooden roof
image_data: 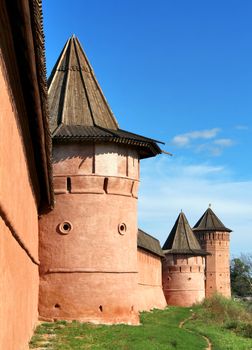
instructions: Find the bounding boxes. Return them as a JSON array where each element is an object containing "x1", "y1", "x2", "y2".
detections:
[
  {"x1": 162, "y1": 212, "x2": 208, "y2": 306},
  {"x1": 193, "y1": 206, "x2": 232, "y2": 298}
]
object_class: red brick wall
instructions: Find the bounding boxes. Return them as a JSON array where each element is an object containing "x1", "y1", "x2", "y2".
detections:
[
  {"x1": 0, "y1": 57, "x2": 39, "y2": 350},
  {"x1": 137, "y1": 248, "x2": 166, "y2": 311}
]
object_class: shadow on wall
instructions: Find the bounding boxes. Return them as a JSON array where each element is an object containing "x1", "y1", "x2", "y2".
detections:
[{"x1": 52, "y1": 143, "x2": 130, "y2": 163}]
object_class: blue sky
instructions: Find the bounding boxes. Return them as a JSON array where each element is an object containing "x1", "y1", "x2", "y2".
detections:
[{"x1": 43, "y1": 0, "x2": 252, "y2": 255}]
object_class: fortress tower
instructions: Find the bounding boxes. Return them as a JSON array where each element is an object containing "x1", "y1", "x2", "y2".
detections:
[
  {"x1": 162, "y1": 212, "x2": 208, "y2": 306},
  {"x1": 38, "y1": 36, "x2": 162, "y2": 324},
  {"x1": 193, "y1": 207, "x2": 232, "y2": 298}
]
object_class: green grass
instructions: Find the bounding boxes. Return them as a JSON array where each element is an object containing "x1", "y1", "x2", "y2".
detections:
[
  {"x1": 29, "y1": 296, "x2": 252, "y2": 350},
  {"x1": 185, "y1": 294, "x2": 252, "y2": 350},
  {"x1": 29, "y1": 308, "x2": 206, "y2": 350}
]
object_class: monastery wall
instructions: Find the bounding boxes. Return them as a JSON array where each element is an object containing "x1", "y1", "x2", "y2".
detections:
[
  {"x1": 39, "y1": 143, "x2": 140, "y2": 324},
  {"x1": 162, "y1": 254, "x2": 205, "y2": 306},
  {"x1": 137, "y1": 248, "x2": 166, "y2": 311},
  {"x1": 0, "y1": 59, "x2": 39, "y2": 350}
]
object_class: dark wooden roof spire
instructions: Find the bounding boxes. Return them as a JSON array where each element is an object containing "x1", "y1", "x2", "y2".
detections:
[
  {"x1": 48, "y1": 35, "x2": 118, "y2": 132},
  {"x1": 48, "y1": 36, "x2": 163, "y2": 159},
  {"x1": 163, "y1": 212, "x2": 207, "y2": 255},
  {"x1": 193, "y1": 207, "x2": 232, "y2": 232}
]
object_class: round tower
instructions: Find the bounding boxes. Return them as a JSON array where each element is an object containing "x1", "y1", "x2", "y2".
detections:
[
  {"x1": 162, "y1": 212, "x2": 208, "y2": 306},
  {"x1": 39, "y1": 36, "x2": 161, "y2": 324},
  {"x1": 193, "y1": 206, "x2": 232, "y2": 298}
]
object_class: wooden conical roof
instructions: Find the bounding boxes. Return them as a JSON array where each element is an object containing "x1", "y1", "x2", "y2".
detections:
[
  {"x1": 48, "y1": 35, "x2": 118, "y2": 132},
  {"x1": 193, "y1": 207, "x2": 232, "y2": 232},
  {"x1": 48, "y1": 35, "x2": 163, "y2": 159},
  {"x1": 163, "y1": 212, "x2": 207, "y2": 255}
]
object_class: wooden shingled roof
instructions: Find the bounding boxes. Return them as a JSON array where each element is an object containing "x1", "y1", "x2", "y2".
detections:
[
  {"x1": 48, "y1": 35, "x2": 163, "y2": 159},
  {"x1": 162, "y1": 212, "x2": 208, "y2": 256},
  {"x1": 137, "y1": 229, "x2": 164, "y2": 257},
  {"x1": 193, "y1": 207, "x2": 232, "y2": 232}
]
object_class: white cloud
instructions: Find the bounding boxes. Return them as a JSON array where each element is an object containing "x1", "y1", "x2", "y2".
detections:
[
  {"x1": 193, "y1": 138, "x2": 234, "y2": 157},
  {"x1": 171, "y1": 128, "x2": 220, "y2": 147},
  {"x1": 235, "y1": 125, "x2": 248, "y2": 130},
  {"x1": 138, "y1": 156, "x2": 252, "y2": 256},
  {"x1": 214, "y1": 138, "x2": 234, "y2": 147},
  {"x1": 172, "y1": 135, "x2": 190, "y2": 147}
]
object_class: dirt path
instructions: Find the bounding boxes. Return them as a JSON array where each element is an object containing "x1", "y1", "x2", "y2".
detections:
[{"x1": 179, "y1": 313, "x2": 212, "y2": 350}]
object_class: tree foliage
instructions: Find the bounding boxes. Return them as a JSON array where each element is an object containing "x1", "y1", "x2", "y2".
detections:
[{"x1": 230, "y1": 254, "x2": 252, "y2": 297}]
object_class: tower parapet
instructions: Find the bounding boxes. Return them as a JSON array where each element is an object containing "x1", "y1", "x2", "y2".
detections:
[
  {"x1": 193, "y1": 207, "x2": 232, "y2": 298},
  {"x1": 162, "y1": 212, "x2": 208, "y2": 306}
]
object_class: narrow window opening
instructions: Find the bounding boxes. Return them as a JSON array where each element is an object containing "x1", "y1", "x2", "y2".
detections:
[
  {"x1": 92, "y1": 143, "x2": 95, "y2": 174},
  {"x1": 54, "y1": 303, "x2": 60, "y2": 309},
  {"x1": 67, "y1": 177, "x2": 71, "y2": 192},
  {"x1": 99, "y1": 305, "x2": 103, "y2": 312}
]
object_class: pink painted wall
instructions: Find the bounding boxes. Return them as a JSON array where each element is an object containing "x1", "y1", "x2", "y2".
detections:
[
  {"x1": 39, "y1": 143, "x2": 140, "y2": 324},
  {"x1": 196, "y1": 232, "x2": 231, "y2": 298},
  {"x1": 0, "y1": 58, "x2": 39, "y2": 350},
  {"x1": 162, "y1": 254, "x2": 205, "y2": 306},
  {"x1": 137, "y1": 248, "x2": 166, "y2": 311}
]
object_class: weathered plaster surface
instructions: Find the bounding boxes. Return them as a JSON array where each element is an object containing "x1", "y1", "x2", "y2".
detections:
[
  {"x1": 39, "y1": 144, "x2": 140, "y2": 324},
  {"x1": 137, "y1": 249, "x2": 166, "y2": 311},
  {"x1": 0, "y1": 61, "x2": 39, "y2": 350}
]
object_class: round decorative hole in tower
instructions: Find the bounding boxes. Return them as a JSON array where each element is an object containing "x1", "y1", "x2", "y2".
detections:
[
  {"x1": 59, "y1": 221, "x2": 73, "y2": 235},
  {"x1": 118, "y1": 223, "x2": 127, "y2": 235}
]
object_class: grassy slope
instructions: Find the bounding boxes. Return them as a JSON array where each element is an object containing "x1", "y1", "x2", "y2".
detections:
[
  {"x1": 29, "y1": 297, "x2": 252, "y2": 350},
  {"x1": 185, "y1": 319, "x2": 252, "y2": 350},
  {"x1": 185, "y1": 295, "x2": 252, "y2": 350},
  {"x1": 30, "y1": 308, "x2": 206, "y2": 350}
]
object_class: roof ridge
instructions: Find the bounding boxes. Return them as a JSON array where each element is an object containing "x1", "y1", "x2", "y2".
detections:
[
  {"x1": 75, "y1": 37, "x2": 119, "y2": 129},
  {"x1": 138, "y1": 228, "x2": 160, "y2": 242},
  {"x1": 72, "y1": 37, "x2": 96, "y2": 126},
  {"x1": 181, "y1": 212, "x2": 193, "y2": 251}
]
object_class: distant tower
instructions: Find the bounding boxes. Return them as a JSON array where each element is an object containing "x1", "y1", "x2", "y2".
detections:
[
  {"x1": 39, "y1": 36, "x2": 162, "y2": 324},
  {"x1": 162, "y1": 212, "x2": 208, "y2": 306},
  {"x1": 193, "y1": 207, "x2": 232, "y2": 298}
]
